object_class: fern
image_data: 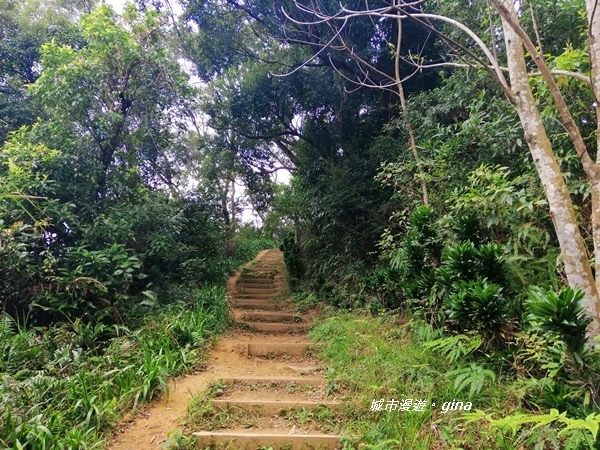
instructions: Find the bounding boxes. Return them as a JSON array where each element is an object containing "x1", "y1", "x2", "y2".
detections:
[
  {"x1": 447, "y1": 363, "x2": 496, "y2": 396},
  {"x1": 462, "y1": 408, "x2": 600, "y2": 449},
  {"x1": 423, "y1": 333, "x2": 483, "y2": 363},
  {"x1": 0, "y1": 312, "x2": 16, "y2": 337}
]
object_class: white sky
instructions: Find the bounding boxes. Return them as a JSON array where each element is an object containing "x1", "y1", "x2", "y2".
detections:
[{"x1": 103, "y1": 0, "x2": 126, "y2": 13}]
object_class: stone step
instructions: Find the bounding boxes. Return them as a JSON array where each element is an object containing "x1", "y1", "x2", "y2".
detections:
[
  {"x1": 194, "y1": 430, "x2": 340, "y2": 450},
  {"x1": 246, "y1": 341, "x2": 313, "y2": 357},
  {"x1": 238, "y1": 286, "x2": 279, "y2": 295},
  {"x1": 193, "y1": 249, "x2": 337, "y2": 450},
  {"x1": 241, "y1": 268, "x2": 276, "y2": 273},
  {"x1": 240, "y1": 268, "x2": 275, "y2": 273},
  {"x1": 242, "y1": 273, "x2": 277, "y2": 278},
  {"x1": 236, "y1": 311, "x2": 304, "y2": 323},
  {"x1": 237, "y1": 278, "x2": 276, "y2": 286},
  {"x1": 236, "y1": 321, "x2": 307, "y2": 333},
  {"x1": 219, "y1": 376, "x2": 324, "y2": 386},
  {"x1": 286, "y1": 364, "x2": 322, "y2": 375},
  {"x1": 210, "y1": 399, "x2": 340, "y2": 415},
  {"x1": 235, "y1": 292, "x2": 277, "y2": 299},
  {"x1": 232, "y1": 300, "x2": 282, "y2": 310}
]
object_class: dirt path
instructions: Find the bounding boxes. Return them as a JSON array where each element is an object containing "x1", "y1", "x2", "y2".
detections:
[{"x1": 107, "y1": 249, "x2": 338, "y2": 450}]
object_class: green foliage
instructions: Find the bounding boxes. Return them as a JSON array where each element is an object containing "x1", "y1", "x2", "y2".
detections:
[
  {"x1": 30, "y1": 3, "x2": 195, "y2": 197},
  {"x1": 438, "y1": 242, "x2": 483, "y2": 284},
  {"x1": 0, "y1": 3, "x2": 235, "y2": 326},
  {"x1": 228, "y1": 226, "x2": 279, "y2": 269},
  {"x1": 462, "y1": 408, "x2": 600, "y2": 449},
  {"x1": 33, "y1": 244, "x2": 144, "y2": 319},
  {"x1": 448, "y1": 363, "x2": 497, "y2": 396},
  {"x1": 0, "y1": 131, "x2": 61, "y2": 198},
  {"x1": 358, "y1": 266, "x2": 403, "y2": 310},
  {"x1": 0, "y1": 221, "x2": 41, "y2": 312},
  {"x1": 431, "y1": 238, "x2": 515, "y2": 338},
  {"x1": 445, "y1": 280, "x2": 509, "y2": 335},
  {"x1": 521, "y1": 287, "x2": 600, "y2": 411},
  {"x1": 438, "y1": 241, "x2": 508, "y2": 288},
  {"x1": 291, "y1": 132, "x2": 401, "y2": 296},
  {"x1": 527, "y1": 287, "x2": 591, "y2": 353},
  {"x1": 308, "y1": 312, "x2": 528, "y2": 448},
  {"x1": 0, "y1": 132, "x2": 63, "y2": 315},
  {"x1": 2, "y1": 0, "x2": 599, "y2": 446},
  {"x1": 377, "y1": 206, "x2": 444, "y2": 313},
  {"x1": 446, "y1": 164, "x2": 557, "y2": 291},
  {"x1": 423, "y1": 333, "x2": 483, "y2": 363},
  {"x1": 391, "y1": 206, "x2": 443, "y2": 272},
  {"x1": 451, "y1": 214, "x2": 486, "y2": 246},
  {"x1": 307, "y1": 310, "x2": 599, "y2": 448},
  {"x1": 281, "y1": 231, "x2": 303, "y2": 288},
  {"x1": 0, "y1": 285, "x2": 229, "y2": 449},
  {"x1": 0, "y1": 0, "x2": 85, "y2": 144},
  {"x1": 163, "y1": 429, "x2": 197, "y2": 450},
  {"x1": 535, "y1": 378, "x2": 588, "y2": 414},
  {"x1": 381, "y1": 203, "x2": 515, "y2": 331},
  {"x1": 513, "y1": 330, "x2": 600, "y2": 413}
]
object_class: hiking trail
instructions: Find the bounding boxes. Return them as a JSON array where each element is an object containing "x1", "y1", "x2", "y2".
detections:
[{"x1": 107, "y1": 248, "x2": 341, "y2": 450}]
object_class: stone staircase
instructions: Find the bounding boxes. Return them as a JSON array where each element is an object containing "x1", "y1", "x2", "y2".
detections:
[{"x1": 193, "y1": 249, "x2": 342, "y2": 449}]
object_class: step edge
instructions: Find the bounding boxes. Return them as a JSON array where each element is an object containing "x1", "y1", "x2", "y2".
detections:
[
  {"x1": 211, "y1": 399, "x2": 341, "y2": 406},
  {"x1": 219, "y1": 376, "x2": 323, "y2": 384},
  {"x1": 193, "y1": 431, "x2": 340, "y2": 438}
]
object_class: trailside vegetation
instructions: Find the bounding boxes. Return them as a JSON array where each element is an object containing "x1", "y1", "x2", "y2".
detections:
[
  {"x1": 0, "y1": 1, "x2": 277, "y2": 447},
  {"x1": 178, "y1": 0, "x2": 600, "y2": 447},
  {"x1": 2, "y1": 0, "x2": 600, "y2": 448}
]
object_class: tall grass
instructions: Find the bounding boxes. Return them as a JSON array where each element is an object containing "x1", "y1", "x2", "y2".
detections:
[
  {"x1": 227, "y1": 235, "x2": 280, "y2": 273},
  {"x1": 309, "y1": 313, "x2": 526, "y2": 449},
  {"x1": 0, "y1": 285, "x2": 229, "y2": 449}
]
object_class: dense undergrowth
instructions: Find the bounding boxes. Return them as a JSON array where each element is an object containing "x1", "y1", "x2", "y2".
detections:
[
  {"x1": 283, "y1": 159, "x2": 600, "y2": 448},
  {"x1": 0, "y1": 235, "x2": 275, "y2": 449},
  {"x1": 3, "y1": 1, "x2": 600, "y2": 449},
  {"x1": 0, "y1": 286, "x2": 227, "y2": 449},
  {"x1": 310, "y1": 312, "x2": 600, "y2": 449}
]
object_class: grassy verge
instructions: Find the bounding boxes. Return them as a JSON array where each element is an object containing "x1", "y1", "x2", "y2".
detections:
[
  {"x1": 0, "y1": 285, "x2": 229, "y2": 449},
  {"x1": 227, "y1": 235, "x2": 279, "y2": 271},
  {"x1": 0, "y1": 235, "x2": 278, "y2": 449},
  {"x1": 309, "y1": 312, "x2": 599, "y2": 449}
]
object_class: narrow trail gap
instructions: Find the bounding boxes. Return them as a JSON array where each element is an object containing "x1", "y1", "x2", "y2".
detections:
[{"x1": 107, "y1": 249, "x2": 340, "y2": 449}]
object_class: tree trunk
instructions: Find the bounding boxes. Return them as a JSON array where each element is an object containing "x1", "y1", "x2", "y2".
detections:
[
  {"x1": 230, "y1": 177, "x2": 236, "y2": 233},
  {"x1": 586, "y1": 0, "x2": 600, "y2": 327},
  {"x1": 499, "y1": 0, "x2": 600, "y2": 335},
  {"x1": 395, "y1": 2, "x2": 429, "y2": 206},
  {"x1": 592, "y1": 184, "x2": 600, "y2": 295}
]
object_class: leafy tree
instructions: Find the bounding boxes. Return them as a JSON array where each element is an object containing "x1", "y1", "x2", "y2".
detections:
[
  {"x1": 181, "y1": 0, "x2": 441, "y2": 293},
  {"x1": 0, "y1": 0, "x2": 86, "y2": 143},
  {"x1": 0, "y1": 3, "x2": 233, "y2": 323},
  {"x1": 30, "y1": 3, "x2": 195, "y2": 199},
  {"x1": 0, "y1": 127, "x2": 69, "y2": 315},
  {"x1": 286, "y1": 0, "x2": 600, "y2": 335}
]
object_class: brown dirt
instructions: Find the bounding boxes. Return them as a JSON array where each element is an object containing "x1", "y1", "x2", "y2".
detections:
[{"x1": 106, "y1": 249, "x2": 327, "y2": 450}]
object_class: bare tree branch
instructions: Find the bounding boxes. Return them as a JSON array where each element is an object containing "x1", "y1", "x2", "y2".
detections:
[{"x1": 283, "y1": 2, "x2": 513, "y2": 100}]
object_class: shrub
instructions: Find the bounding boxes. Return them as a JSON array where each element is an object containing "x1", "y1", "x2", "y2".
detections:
[
  {"x1": 445, "y1": 279, "x2": 509, "y2": 335},
  {"x1": 525, "y1": 287, "x2": 600, "y2": 410},
  {"x1": 526, "y1": 287, "x2": 591, "y2": 353}
]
